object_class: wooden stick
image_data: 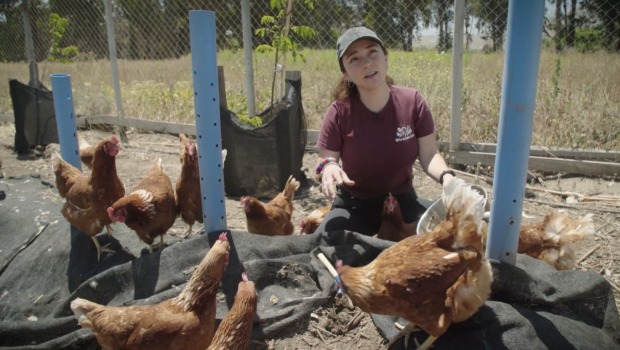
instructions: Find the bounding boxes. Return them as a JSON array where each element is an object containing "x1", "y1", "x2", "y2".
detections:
[
  {"x1": 525, "y1": 198, "x2": 620, "y2": 214},
  {"x1": 604, "y1": 277, "x2": 620, "y2": 294},
  {"x1": 316, "y1": 252, "x2": 354, "y2": 307},
  {"x1": 317, "y1": 252, "x2": 339, "y2": 278},
  {"x1": 577, "y1": 244, "x2": 601, "y2": 265},
  {"x1": 452, "y1": 168, "x2": 619, "y2": 203}
]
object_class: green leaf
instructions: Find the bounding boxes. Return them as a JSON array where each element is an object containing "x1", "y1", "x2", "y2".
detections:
[
  {"x1": 260, "y1": 16, "x2": 275, "y2": 25},
  {"x1": 256, "y1": 44, "x2": 275, "y2": 53}
]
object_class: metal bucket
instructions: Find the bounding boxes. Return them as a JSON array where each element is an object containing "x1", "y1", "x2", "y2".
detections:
[{"x1": 416, "y1": 184, "x2": 489, "y2": 234}]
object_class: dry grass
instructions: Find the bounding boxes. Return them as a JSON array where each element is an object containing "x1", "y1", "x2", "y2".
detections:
[{"x1": 1, "y1": 49, "x2": 618, "y2": 150}]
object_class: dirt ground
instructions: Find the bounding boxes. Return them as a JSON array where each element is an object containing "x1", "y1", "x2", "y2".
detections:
[{"x1": 1, "y1": 123, "x2": 619, "y2": 349}]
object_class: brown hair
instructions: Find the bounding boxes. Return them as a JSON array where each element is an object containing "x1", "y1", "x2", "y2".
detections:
[{"x1": 331, "y1": 75, "x2": 395, "y2": 101}]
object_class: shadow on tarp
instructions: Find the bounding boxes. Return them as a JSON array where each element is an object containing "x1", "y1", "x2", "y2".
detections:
[
  {"x1": 0, "y1": 175, "x2": 618, "y2": 349},
  {"x1": 9, "y1": 79, "x2": 58, "y2": 155}
]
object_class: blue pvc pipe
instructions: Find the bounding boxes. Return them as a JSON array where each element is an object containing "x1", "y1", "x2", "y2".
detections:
[
  {"x1": 486, "y1": 0, "x2": 545, "y2": 265},
  {"x1": 50, "y1": 74, "x2": 81, "y2": 171},
  {"x1": 189, "y1": 11, "x2": 227, "y2": 232}
]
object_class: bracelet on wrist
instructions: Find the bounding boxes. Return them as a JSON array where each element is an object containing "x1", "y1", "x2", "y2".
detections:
[
  {"x1": 439, "y1": 169, "x2": 456, "y2": 185},
  {"x1": 315, "y1": 157, "x2": 340, "y2": 181}
]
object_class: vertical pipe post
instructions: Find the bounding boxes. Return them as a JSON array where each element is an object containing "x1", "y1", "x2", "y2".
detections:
[
  {"x1": 241, "y1": 0, "x2": 256, "y2": 118},
  {"x1": 449, "y1": 0, "x2": 465, "y2": 152},
  {"x1": 50, "y1": 74, "x2": 81, "y2": 171},
  {"x1": 21, "y1": 0, "x2": 40, "y2": 89},
  {"x1": 103, "y1": 0, "x2": 127, "y2": 142},
  {"x1": 486, "y1": 0, "x2": 545, "y2": 264},
  {"x1": 189, "y1": 11, "x2": 227, "y2": 233}
]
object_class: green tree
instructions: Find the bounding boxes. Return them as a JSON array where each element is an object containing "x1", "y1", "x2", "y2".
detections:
[
  {"x1": 48, "y1": 12, "x2": 78, "y2": 62},
  {"x1": 365, "y1": 0, "x2": 402, "y2": 48},
  {"x1": 471, "y1": 0, "x2": 509, "y2": 52},
  {"x1": 255, "y1": 0, "x2": 316, "y2": 111},
  {"x1": 50, "y1": 0, "x2": 106, "y2": 59},
  {"x1": 434, "y1": 0, "x2": 453, "y2": 52},
  {"x1": 399, "y1": 0, "x2": 433, "y2": 51},
  {"x1": 582, "y1": 0, "x2": 620, "y2": 51}
]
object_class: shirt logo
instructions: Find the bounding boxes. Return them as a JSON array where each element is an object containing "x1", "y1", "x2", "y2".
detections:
[{"x1": 395, "y1": 125, "x2": 414, "y2": 142}]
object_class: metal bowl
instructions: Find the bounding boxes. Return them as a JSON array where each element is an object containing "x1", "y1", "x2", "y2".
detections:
[{"x1": 416, "y1": 184, "x2": 489, "y2": 234}]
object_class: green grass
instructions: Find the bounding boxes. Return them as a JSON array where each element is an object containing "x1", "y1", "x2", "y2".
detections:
[{"x1": 1, "y1": 49, "x2": 618, "y2": 150}]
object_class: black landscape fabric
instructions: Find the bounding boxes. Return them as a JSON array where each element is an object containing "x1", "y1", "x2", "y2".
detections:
[{"x1": 0, "y1": 175, "x2": 618, "y2": 349}]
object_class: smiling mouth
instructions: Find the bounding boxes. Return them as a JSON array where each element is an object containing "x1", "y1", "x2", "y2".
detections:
[{"x1": 364, "y1": 71, "x2": 378, "y2": 78}]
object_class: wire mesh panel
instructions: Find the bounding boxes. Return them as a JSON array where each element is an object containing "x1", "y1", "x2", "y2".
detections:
[{"x1": 0, "y1": 0, "x2": 618, "y2": 149}]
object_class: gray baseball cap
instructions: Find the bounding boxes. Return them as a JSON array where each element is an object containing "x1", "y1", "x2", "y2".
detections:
[{"x1": 336, "y1": 27, "x2": 384, "y2": 60}]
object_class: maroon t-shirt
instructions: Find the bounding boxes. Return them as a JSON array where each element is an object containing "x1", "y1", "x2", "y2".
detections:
[{"x1": 317, "y1": 85, "x2": 436, "y2": 199}]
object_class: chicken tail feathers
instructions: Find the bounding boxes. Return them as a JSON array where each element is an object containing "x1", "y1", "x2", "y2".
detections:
[
  {"x1": 443, "y1": 178, "x2": 485, "y2": 226},
  {"x1": 443, "y1": 178, "x2": 486, "y2": 250},
  {"x1": 543, "y1": 210, "x2": 594, "y2": 245},
  {"x1": 70, "y1": 297, "x2": 100, "y2": 329},
  {"x1": 282, "y1": 175, "x2": 301, "y2": 202}
]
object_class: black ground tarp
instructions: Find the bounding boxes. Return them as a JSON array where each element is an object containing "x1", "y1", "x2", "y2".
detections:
[
  {"x1": 0, "y1": 175, "x2": 618, "y2": 349},
  {"x1": 8, "y1": 80, "x2": 58, "y2": 155}
]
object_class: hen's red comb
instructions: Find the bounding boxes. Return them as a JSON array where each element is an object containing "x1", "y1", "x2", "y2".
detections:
[
  {"x1": 242, "y1": 272, "x2": 248, "y2": 282},
  {"x1": 219, "y1": 232, "x2": 228, "y2": 241}
]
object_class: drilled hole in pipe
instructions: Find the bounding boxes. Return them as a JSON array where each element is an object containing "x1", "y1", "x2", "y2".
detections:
[
  {"x1": 212, "y1": 97, "x2": 216, "y2": 102},
  {"x1": 210, "y1": 82, "x2": 214, "y2": 86},
  {"x1": 505, "y1": 252, "x2": 510, "y2": 256},
  {"x1": 194, "y1": 92, "x2": 197, "y2": 96},
  {"x1": 197, "y1": 114, "x2": 200, "y2": 118},
  {"x1": 213, "y1": 122, "x2": 217, "y2": 126},
  {"x1": 215, "y1": 144, "x2": 219, "y2": 148}
]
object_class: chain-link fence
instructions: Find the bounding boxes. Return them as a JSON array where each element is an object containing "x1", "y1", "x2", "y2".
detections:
[
  {"x1": 2, "y1": 0, "x2": 619, "y2": 61},
  {"x1": 1, "y1": 0, "x2": 619, "y2": 149}
]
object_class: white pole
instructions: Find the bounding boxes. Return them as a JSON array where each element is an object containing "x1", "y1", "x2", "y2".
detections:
[
  {"x1": 241, "y1": 0, "x2": 256, "y2": 117},
  {"x1": 450, "y1": 0, "x2": 465, "y2": 151},
  {"x1": 103, "y1": 0, "x2": 127, "y2": 141}
]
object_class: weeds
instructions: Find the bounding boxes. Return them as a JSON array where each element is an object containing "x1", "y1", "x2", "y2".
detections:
[{"x1": 0, "y1": 49, "x2": 618, "y2": 150}]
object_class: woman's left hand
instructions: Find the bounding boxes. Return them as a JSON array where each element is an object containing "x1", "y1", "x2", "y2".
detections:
[{"x1": 321, "y1": 164, "x2": 355, "y2": 202}]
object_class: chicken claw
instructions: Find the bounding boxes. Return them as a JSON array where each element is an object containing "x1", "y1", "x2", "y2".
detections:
[
  {"x1": 91, "y1": 236, "x2": 115, "y2": 261},
  {"x1": 388, "y1": 323, "x2": 434, "y2": 350}
]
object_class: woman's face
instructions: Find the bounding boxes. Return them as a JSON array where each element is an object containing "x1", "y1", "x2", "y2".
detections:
[{"x1": 341, "y1": 39, "x2": 388, "y2": 91}]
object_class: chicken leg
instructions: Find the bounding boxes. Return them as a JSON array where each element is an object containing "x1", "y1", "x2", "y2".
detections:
[
  {"x1": 387, "y1": 322, "x2": 440, "y2": 350},
  {"x1": 91, "y1": 236, "x2": 115, "y2": 261},
  {"x1": 147, "y1": 235, "x2": 165, "y2": 253}
]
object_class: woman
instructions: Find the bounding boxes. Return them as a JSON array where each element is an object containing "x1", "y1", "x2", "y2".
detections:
[{"x1": 315, "y1": 26, "x2": 456, "y2": 235}]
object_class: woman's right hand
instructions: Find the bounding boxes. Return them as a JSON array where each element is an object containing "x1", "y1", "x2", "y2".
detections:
[{"x1": 321, "y1": 163, "x2": 355, "y2": 202}]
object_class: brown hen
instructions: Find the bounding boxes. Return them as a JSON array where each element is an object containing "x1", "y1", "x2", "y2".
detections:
[
  {"x1": 71, "y1": 232, "x2": 230, "y2": 350},
  {"x1": 300, "y1": 204, "x2": 332, "y2": 234},
  {"x1": 336, "y1": 179, "x2": 492, "y2": 349},
  {"x1": 175, "y1": 133, "x2": 202, "y2": 237},
  {"x1": 53, "y1": 135, "x2": 125, "y2": 260},
  {"x1": 107, "y1": 157, "x2": 176, "y2": 252},
  {"x1": 207, "y1": 272, "x2": 258, "y2": 350},
  {"x1": 240, "y1": 175, "x2": 300, "y2": 236},
  {"x1": 482, "y1": 210, "x2": 593, "y2": 270},
  {"x1": 375, "y1": 193, "x2": 417, "y2": 242}
]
